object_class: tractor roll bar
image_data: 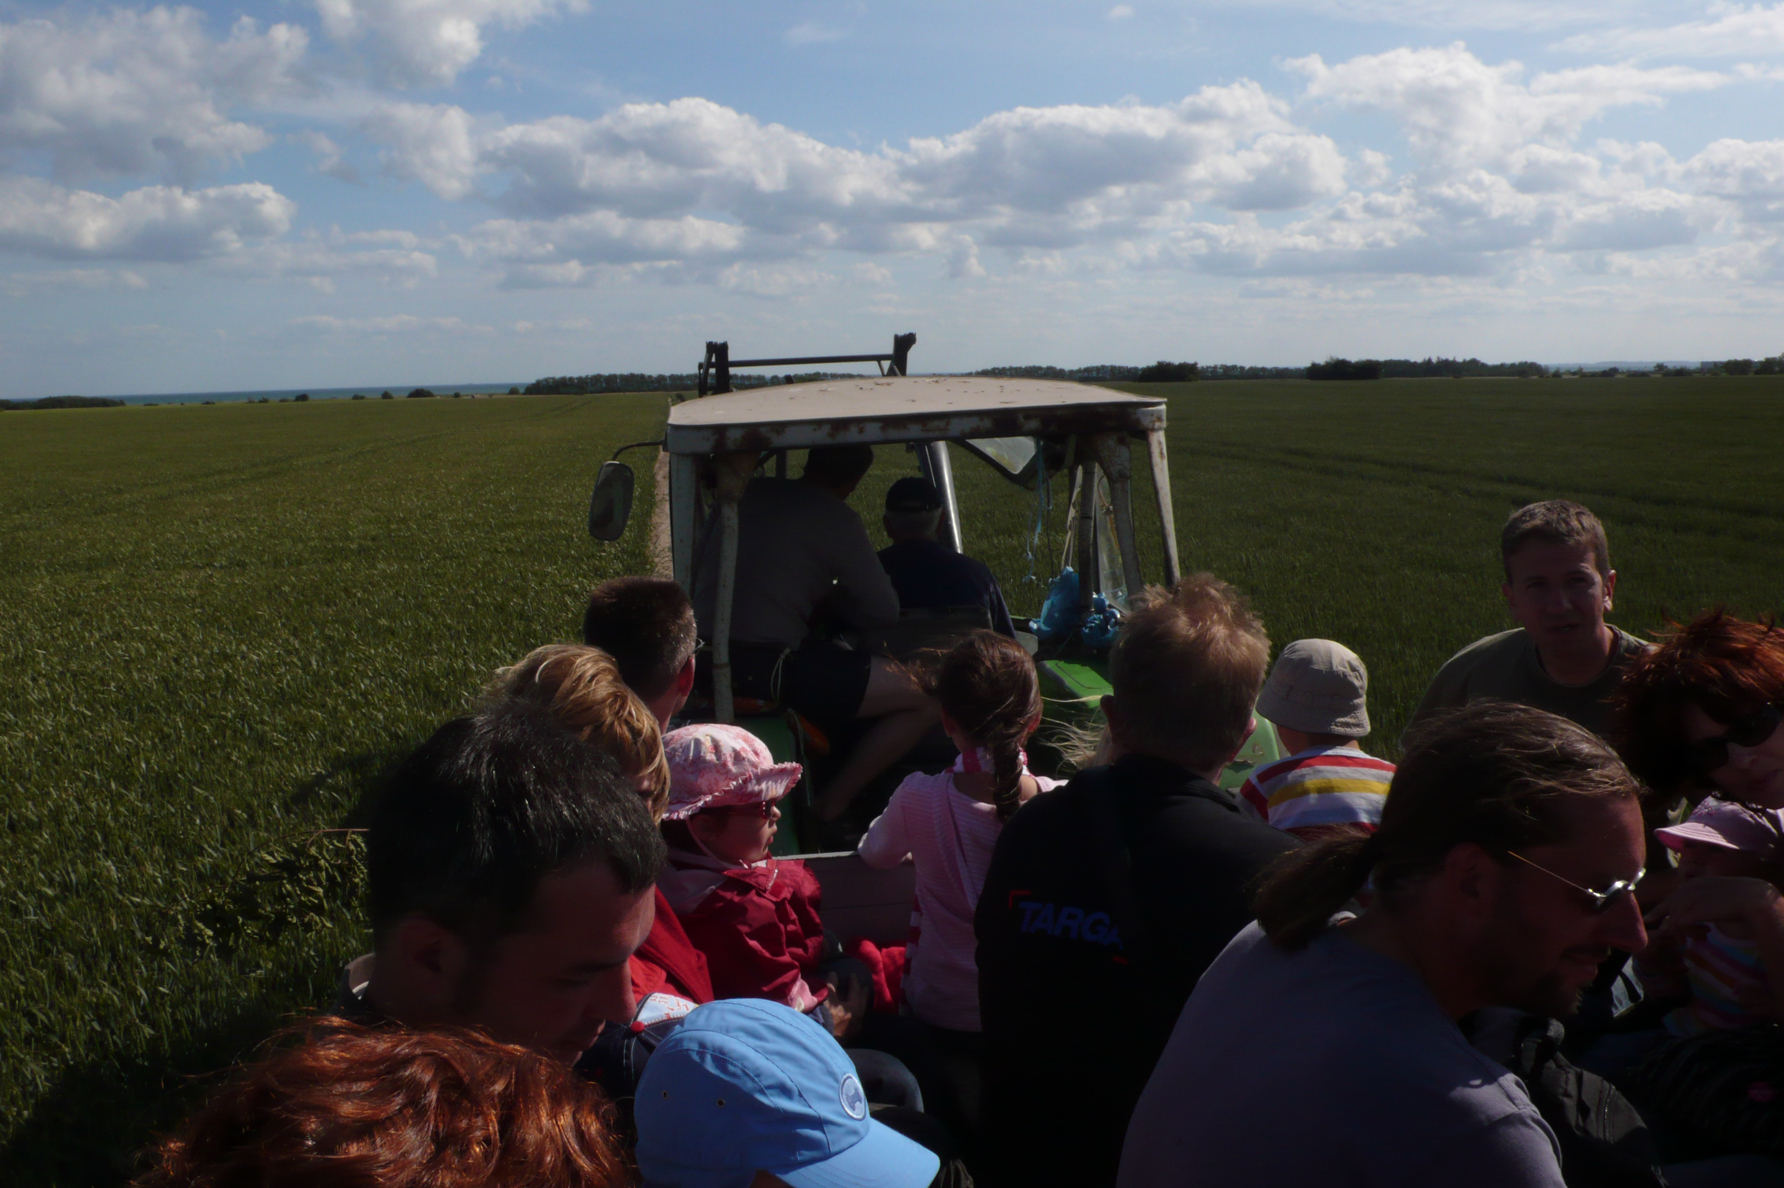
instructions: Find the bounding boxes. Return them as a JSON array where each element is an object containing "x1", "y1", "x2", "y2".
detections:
[{"x1": 699, "y1": 333, "x2": 916, "y2": 396}]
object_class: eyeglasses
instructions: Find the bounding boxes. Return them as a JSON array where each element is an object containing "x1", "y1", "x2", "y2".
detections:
[
  {"x1": 1686, "y1": 703, "x2": 1782, "y2": 775},
  {"x1": 1506, "y1": 851, "x2": 1644, "y2": 912}
]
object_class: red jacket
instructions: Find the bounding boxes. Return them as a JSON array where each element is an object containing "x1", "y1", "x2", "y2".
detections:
[
  {"x1": 659, "y1": 851, "x2": 828, "y2": 1009},
  {"x1": 629, "y1": 886, "x2": 715, "y2": 1006}
]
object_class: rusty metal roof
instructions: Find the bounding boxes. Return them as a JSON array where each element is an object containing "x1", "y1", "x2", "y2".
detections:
[{"x1": 664, "y1": 375, "x2": 1166, "y2": 454}]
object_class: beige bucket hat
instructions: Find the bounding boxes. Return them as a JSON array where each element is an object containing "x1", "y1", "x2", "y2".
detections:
[{"x1": 1256, "y1": 639, "x2": 1370, "y2": 738}]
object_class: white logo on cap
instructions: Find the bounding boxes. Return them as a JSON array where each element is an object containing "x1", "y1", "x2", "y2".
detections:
[{"x1": 839, "y1": 1073, "x2": 867, "y2": 1119}]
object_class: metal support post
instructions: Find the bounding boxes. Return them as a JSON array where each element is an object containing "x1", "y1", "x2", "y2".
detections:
[
  {"x1": 919, "y1": 440, "x2": 964, "y2": 553},
  {"x1": 1090, "y1": 432, "x2": 1146, "y2": 600},
  {"x1": 1145, "y1": 426, "x2": 1182, "y2": 586}
]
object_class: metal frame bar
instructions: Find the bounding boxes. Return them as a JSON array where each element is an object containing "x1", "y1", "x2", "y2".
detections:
[
  {"x1": 1145, "y1": 426, "x2": 1182, "y2": 586},
  {"x1": 697, "y1": 333, "x2": 915, "y2": 397},
  {"x1": 918, "y1": 441, "x2": 965, "y2": 553},
  {"x1": 1091, "y1": 432, "x2": 1146, "y2": 599}
]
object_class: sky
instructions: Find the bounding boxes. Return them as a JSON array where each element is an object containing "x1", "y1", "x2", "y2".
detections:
[{"x1": 4, "y1": 1, "x2": 1784, "y2": 396}]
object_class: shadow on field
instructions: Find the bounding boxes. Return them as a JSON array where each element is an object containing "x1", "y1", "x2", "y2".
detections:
[
  {"x1": 0, "y1": 970, "x2": 341, "y2": 1188},
  {"x1": 285, "y1": 743, "x2": 411, "y2": 819}
]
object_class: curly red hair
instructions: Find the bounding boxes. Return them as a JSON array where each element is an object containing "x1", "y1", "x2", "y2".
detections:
[
  {"x1": 1614, "y1": 609, "x2": 1784, "y2": 795},
  {"x1": 135, "y1": 1020, "x2": 632, "y2": 1188}
]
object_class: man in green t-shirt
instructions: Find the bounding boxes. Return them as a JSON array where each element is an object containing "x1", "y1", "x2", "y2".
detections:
[{"x1": 1407, "y1": 500, "x2": 1647, "y2": 742}]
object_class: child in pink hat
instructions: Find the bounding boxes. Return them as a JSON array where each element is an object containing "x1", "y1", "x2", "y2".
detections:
[
  {"x1": 655, "y1": 725, "x2": 848, "y2": 1028},
  {"x1": 1639, "y1": 797, "x2": 1784, "y2": 1036}
]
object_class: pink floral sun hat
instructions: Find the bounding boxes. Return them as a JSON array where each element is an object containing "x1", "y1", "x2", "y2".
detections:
[{"x1": 662, "y1": 723, "x2": 803, "y2": 820}]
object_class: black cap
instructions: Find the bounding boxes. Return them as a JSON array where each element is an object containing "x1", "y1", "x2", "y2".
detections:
[{"x1": 885, "y1": 477, "x2": 943, "y2": 514}]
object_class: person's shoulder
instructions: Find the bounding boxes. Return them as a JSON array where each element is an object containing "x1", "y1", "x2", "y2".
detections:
[
  {"x1": 1442, "y1": 627, "x2": 1527, "y2": 668},
  {"x1": 1609, "y1": 624, "x2": 1652, "y2": 656}
]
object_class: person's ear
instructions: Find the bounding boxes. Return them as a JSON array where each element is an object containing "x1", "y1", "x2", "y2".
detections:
[
  {"x1": 675, "y1": 654, "x2": 697, "y2": 695},
  {"x1": 386, "y1": 915, "x2": 472, "y2": 1018},
  {"x1": 1101, "y1": 696, "x2": 1125, "y2": 748},
  {"x1": 1441, "y1": 842, "x2": 1503, "y2": 925},
  {"x1": 1601, "y1": 568, "x2": 1617, "y2": 612},
  {"x1": 939, "y1": 709, "x2": 960, "y2": 737},
  {"x1": 1501, "y1": 580, "x2": 1515, "y2": 611},
  {"x1": 1022, "y1": 709, "x2": 1043, "y2": 741}
]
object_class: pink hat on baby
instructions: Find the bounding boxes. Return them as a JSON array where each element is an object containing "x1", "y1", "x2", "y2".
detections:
[
  {"x1": 1654, "y1": 797, "x2": 1784, "y2": 859},
  {"x1": 662, "y1": 723, "x2": 803, "y2": 820}
]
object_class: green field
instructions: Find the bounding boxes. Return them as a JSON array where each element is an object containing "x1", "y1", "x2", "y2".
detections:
[{"x1": 5, "y1": 379, "x2": 1782, "y2": 1184}]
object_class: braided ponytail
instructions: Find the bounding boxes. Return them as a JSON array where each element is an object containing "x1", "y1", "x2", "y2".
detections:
[{"x1": 928, "y1": 632, "x2": 1043, "y2": 824}]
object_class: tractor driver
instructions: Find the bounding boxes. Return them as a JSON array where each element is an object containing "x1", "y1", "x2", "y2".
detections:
[
  {"x1": 877, "y1": 476, "x2": 1016, "y2": 638},
  {"x1": 692, "y1": 445, "x2": 940, "y2": 823}
]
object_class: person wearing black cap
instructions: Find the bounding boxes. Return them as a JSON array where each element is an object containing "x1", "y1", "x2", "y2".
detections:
[{"x1": 878, "y1": 476, "x2": 1015, "y2": 639}]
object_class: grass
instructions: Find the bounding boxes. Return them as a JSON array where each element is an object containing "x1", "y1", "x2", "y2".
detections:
[
  {"x1": 4, "y1": 378, "x2": 1781, "y2": 1184},
  {"x1": 1, "y1": 394, "x2": 664, "y2": 1186}
]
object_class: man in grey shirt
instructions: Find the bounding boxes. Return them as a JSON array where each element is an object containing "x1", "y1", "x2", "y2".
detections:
[
  {"x1": 1407, "y1": 500, "x2": 1646, "y2": 742},
  {"x1": 693, "y1": 445, "x2": 938, "y2": 820},
  {"x1": 1120, "y1": 702, "x2": 1651, "y2": 1188}
]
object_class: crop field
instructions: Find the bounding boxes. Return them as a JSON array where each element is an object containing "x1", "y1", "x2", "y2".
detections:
[{"x1": 4, "y1": 378, "x2": 1782, "y2": 1185}]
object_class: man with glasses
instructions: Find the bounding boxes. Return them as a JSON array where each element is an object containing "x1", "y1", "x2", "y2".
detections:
[{"x1": 1121, "y1": 702, "x2": 1649, "y2": 1188}]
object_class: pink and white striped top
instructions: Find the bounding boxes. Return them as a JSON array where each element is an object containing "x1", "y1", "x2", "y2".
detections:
[{"x1": 857, "y1": 756, "x2": 1062, "y2": 1032}]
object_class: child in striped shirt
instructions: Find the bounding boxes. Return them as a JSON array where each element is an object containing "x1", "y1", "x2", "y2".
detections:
[{"x1": 1238, "y1": 639, "x2": 1394, "y2": 840}]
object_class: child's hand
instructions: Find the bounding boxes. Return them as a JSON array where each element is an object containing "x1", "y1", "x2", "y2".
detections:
[
  {"x1": 824, "y1": 973, "x2": 871, "y2": 1041},
  {"x1": 1645, "y1": 876, "x2": 1784, "y2": 944}
]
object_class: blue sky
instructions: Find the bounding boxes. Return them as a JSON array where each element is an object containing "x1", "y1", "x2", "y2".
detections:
[{"x1": 4, "y1": 1, "x2": 1784, "y2": 396}]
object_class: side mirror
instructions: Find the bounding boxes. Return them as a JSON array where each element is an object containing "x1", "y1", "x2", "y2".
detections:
[{"x1": 588, "y1": 461, "x2": 635, "y2": 540}]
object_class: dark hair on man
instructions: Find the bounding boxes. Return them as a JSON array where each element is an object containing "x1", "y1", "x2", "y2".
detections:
[
  {"x1": 1109, "y1": 573, "x2": 1270, "y2": 772},
  {"x1": 802, "y1": 444, "x2": 874, "y2": 488},
  {"x1": 581, "y1": 576, "x2": 698, "y2": 699},
  {"x1": 1614, "y1": 609, "x2": 1784, "y2": 796},
  {"x1": 1254, "y1": 701, "x2": 1643, "y2": 951},
  {"x1": 1501, "y1": 500, "x2": 1610, "y2": 579},
  {"x1": 366, "y1": 701, "x2": 665, "y2": 944},
  {"x1": 134, "y1": 1019, "x2": 629, "y2": 1188}
]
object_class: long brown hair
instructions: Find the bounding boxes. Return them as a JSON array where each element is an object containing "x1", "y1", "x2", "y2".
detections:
[
  {"x1": 1253, "y1": 700, "x2": 1643, "y2": 951},
  {"x1": 928, "y1": 631, "x2": 1042, "y2": 822},
  {"x1": 135, "y1": 1019, "x2": 632, "y2": 1188}
]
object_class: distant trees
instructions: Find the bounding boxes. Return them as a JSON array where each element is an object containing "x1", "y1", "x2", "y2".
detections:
[
  {"x1": 0, "y1": 395, "x2": 125, "y2": 411},
  {"x1": 406, "y1": 388, "x2": 435, "y2": 399},
  {"x1": 294, "y1": 393, "x2": 309, "y2": 402},
  {"x1": 1134, "y1": 361, "x2": 1199, "y2": 382},
  {"x1": 1307, "y1": 358, "x2": 1384, "y2": 380}
]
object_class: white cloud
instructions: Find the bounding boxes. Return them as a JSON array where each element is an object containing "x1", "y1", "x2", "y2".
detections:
[
  {"x1": 0, "y1": 178, "x2": 293, "y2": 261},
  {"x1": 1290, "y1": 45, "x2": 1729, "y2": 171},
  {"x1": 313, "y1": 0, "x2": 587, "y2": 86},
  {"x1": 293, "y1": 313, "x2": 484, "y2": 332},
  {"x1": 1108, "y1": 5, "x2": 1136, "y2": 19},
  {"x1": 1682, "y1": 138, "x2": 1784, "y2": 222},
  {"x1": 1558, "y1": 4, "x2": 1784, "y2": 58},
  {"x1": 363, "y1": 103, "x2": 480, "y2": 198},
  {"x1": 294, "y1": 131, "x2": 362, "y2": 184},
  {"x1": 0, "y1": 267, "x2": 148, "y2": 298},
  {"x1": 0, "y1": 8, "x2": 307, "y2": 183}
]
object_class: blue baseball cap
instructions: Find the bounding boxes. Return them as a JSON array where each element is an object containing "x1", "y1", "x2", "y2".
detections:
[{"x1": 634, "y1": 999, "x2": 941, "y2": 1188}]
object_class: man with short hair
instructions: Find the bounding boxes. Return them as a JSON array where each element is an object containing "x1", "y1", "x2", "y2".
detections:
[
  {"x1": 1408, "y1": 499, "x2": 1647, "y2": 740},
  {"x1": 583, "y1": 576, "x2": 700, "y2": 730},
  {"x1": 877, "y1": 476, "x2": 1016, "y2": 638},
  {"x1": 975, "y1": 574, "x2": 1299, "y2": 1187},
  {"x1": 692, "y1": 445, "x2": 938, "y2": 821},
  {"x1": 341, "y1": 701, "x2": 666, "y2": 1064},
  {"x1": 1119, "y1": 702, "x2": 1650, "y2": 1188}
]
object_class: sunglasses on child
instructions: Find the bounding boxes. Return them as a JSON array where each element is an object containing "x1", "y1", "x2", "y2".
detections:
[
  {"x1": 1506, "y1": 851, "x2": 1644, "y2": 912},
  {"x1": 711, "y1": 797, "x2": 784, "y2": 820},
  {"x1": 1685, "y1": 703, "x2": 1782, "y2": 775}
]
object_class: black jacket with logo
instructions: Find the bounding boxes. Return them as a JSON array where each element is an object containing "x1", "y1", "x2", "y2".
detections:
[{"x1": 974, "y1": 753, "x2": 1300, "y2": 1188}]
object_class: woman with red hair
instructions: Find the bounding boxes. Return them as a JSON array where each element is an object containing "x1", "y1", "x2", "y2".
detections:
[
  {"x1": 1617, "y1": 610, "x2": 1784, "y2": 810},
  {"x1": 135, "y1": 1020, "x2": 633, "y2": 1188}
]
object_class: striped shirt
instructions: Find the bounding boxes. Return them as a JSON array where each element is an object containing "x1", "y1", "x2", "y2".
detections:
[
  {"x1": 1665, "y1": 925, "x2": 1770, "y2": 1036},
  {"x1": 1239, "y1": 745, "x2": 1394, "y2": 836}
]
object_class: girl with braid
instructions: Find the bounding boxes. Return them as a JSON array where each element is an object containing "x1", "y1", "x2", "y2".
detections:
[{"x1": 858, "y1": 631, "x2": 1061, "y2": 1035}]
